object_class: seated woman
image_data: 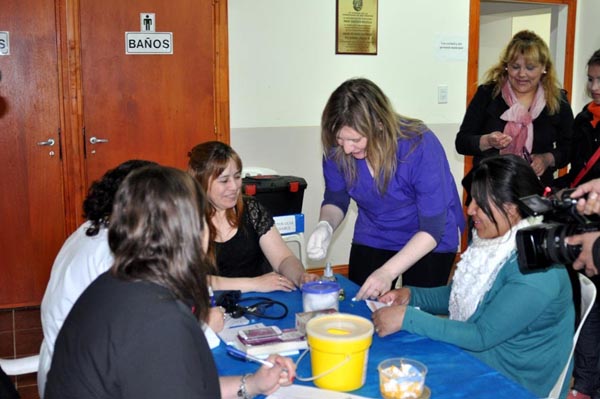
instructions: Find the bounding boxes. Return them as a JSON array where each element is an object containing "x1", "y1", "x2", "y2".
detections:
[
  {"x1": 372, "y1": 154, "x2": 574, "y2": 398},
  {"x1": 188, "y1": 141, "x2": 318, "y2": 292},
  {"x1": 45, "y1": 165, "x2": 295, "y2": 398}
]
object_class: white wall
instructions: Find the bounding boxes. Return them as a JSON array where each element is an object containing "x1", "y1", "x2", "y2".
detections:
[
  {"x1": 228, "y1": 0, "x2": 470, "y2": 269},
  {"x1": 572, "y1": 0, "x2": 600, "y2": 112},
  {"x1": 228, "y1": 0, "x2": 600, "y2": 270}
]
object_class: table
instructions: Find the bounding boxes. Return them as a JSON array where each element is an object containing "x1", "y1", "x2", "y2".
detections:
[{"x1": 213, "y1": 275, "x2": 537, "y2": 399}]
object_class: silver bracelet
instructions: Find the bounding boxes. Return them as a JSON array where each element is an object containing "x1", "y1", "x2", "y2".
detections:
[{"x1": 237, "y1": 373, "x2": 253, "y2": 399}]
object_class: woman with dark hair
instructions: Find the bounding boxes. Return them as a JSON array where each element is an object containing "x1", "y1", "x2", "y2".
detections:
[
  {"x1": 456, "y1": 30, "x2": 573, "y2": 187},
  {"x1": 45, "y1": 165, "x2": 295, "y2": 398},
  {"x1": 39, "y1": 159, "x2": 157, "y2": 396},
  {"x1": 307, "y1": 77, "x2": 464, "y2": 299},
  {"x1": 371, "y1": 155, "x2": 574, "y2": 398},
  {"x1": 188, "y1": 141, "x2": 318, "y2": 292}
]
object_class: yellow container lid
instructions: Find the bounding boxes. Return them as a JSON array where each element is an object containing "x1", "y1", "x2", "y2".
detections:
[{"x1": 306, "y1": 313, "x2": 374, "y2": 344}]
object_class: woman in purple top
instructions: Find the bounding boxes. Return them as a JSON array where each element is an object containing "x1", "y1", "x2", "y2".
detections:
[{"x1": 307, "y1": 78, "x2": 465, "y2": 300}]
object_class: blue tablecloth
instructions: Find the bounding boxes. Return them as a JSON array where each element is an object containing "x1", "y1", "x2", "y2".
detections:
[{"x1": 213, "y1": 275, "x2": 537, "y2": 399}]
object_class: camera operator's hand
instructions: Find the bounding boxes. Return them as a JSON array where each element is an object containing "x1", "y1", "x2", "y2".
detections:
[
  {"x1": 571, "y1": 178, "x2": 600, "y2": 215},
  {"x1": 566, "y1": 231, "x2": 600, "y2": 277}
]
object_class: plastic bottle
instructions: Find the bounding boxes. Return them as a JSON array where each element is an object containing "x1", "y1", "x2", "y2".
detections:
[
  {"x1": 321, "y1": 262, "x2": 345, "y2": 301},
  {"x1": 322, "y1": 262, "x2": 336, "y2": 282}
]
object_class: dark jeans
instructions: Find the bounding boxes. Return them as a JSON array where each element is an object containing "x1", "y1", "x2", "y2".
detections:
[
  {"x1": 573, "y1": 275, "x2": 600, "y2": 398},
  {"x1": 348, "y1": 243, "x2": 455, "y2": 288}
]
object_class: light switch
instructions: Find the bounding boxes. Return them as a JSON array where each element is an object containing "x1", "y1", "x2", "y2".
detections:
[{"x1": 438, "y1": 85, "x2": 448, "y2": 104}]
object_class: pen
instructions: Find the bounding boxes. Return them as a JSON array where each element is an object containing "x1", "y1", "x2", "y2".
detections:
[
  {"x1": 209, "y1": 285, "x2": 216, "y2": 307},
  {"x1": 226, "y1": 346, "x2": 274, "y2": 368}
]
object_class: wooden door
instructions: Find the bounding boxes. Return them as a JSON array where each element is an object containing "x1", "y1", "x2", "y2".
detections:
[
  {"x1": 0, "y1": 0, "x2": 67, "y2": 307},
  {"x1": 79, "y1": 0, "x2": 218, "y2": 182}
]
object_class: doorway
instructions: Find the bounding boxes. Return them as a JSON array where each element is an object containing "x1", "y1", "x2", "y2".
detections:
[
  {"x1": 467, "y1": 0, "x2": 576, "y2": 105},
  {"x1": 459, "y1": 0, "x2": 576, "y2": 250}
]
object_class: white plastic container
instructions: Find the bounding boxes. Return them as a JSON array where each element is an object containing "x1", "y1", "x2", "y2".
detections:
[{"x1": 301, "y1": 281, "x2": 340, "y2": 312}]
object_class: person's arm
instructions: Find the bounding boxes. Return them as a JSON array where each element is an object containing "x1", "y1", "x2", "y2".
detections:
[
  {"x1": 259, "y1": 226, "x2": 319, "y2": 287},
  {"x1": 219, "y1": 355, "x2": 296, "y2": 399},
  {"x1": 355, "y1": 232, "x2": 437, "y2": 300},
  {"x1": 210, "y1": 272, "x2": 295, "y2": 293},
  {"x1": 403, "y1": 263, "x2": 563, "y2": 351},
  {"x1": 373, "y1": 285, "x2": 452, "y2": 337},
  {"x1": 356, "y1": 132, "x2": 458, "y2": 300},
  {"x1": 571, "y1": 178, "x2": 600, "y2": 215},
  {"x1": 566, "y1": 231, "x2": 600, "y2": 277},
  {"x1": 456, "y1": 85, "x2": 506, "y2": 156},
  {"x1": 307, "y1": 154, "x2": 349, "y2": 260}
]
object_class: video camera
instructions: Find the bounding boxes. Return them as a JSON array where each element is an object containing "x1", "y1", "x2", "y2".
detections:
[{"x1": 516, "y1": 189, "x2": 600, "y2": 272}]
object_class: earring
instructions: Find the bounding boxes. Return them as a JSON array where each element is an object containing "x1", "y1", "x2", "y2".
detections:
[{"x1": 543, "y1": 70, "x2": 547, "y2": 74}]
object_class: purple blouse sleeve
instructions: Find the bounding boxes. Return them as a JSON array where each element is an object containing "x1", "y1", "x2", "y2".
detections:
[{"x1": 321, "y1": 155, "x2": 350, "y2": 214}]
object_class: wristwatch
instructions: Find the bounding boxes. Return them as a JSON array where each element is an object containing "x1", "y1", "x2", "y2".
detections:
[{"x1": 237, "y1": 373, "x2": 253, "y2": 399}]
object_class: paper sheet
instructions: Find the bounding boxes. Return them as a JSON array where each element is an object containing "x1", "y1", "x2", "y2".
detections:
[
  {"x1": 266, "y1": 384, "x2": 376, "y2": 399},
  {"x1": 365, "y1": 299, "x2": 390, "y2": 312}
]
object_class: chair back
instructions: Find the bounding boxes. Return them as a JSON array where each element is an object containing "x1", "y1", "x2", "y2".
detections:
[
  {"x1": 0, "y1": 354, "x2": 40, "y2": 376},
  {"x1": 546, "y1": 273, "x2": 596, "y2": 399}
]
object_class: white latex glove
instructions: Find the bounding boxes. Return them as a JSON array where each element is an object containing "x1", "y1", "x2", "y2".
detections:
[{"x1": 307, "y1": 221, "x2": 333, "y2": 260}]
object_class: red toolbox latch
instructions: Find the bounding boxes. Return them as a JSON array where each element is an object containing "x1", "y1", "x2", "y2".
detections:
[
  {"x1": 289, "y1": 181, "x2": 299, "y2": 193},
  {"x1": 244, "y1": 184, "x2": 257, "y2": 196}
]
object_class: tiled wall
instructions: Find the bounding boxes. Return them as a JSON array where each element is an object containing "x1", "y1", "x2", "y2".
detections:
[{"x1": 0, "y1": 307, "x2": 42, "y2": 399}]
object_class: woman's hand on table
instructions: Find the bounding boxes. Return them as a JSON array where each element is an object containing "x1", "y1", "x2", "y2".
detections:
[
  {"x1": 254, "y1": 272, "x2": 296, "y2": 292},
  {"x1": 354, "y1": 267, "x2": 394, "y2": 301},
  {"x1": 379, "y1": 287, "x2": 411, "y2": 306},
  {"x1": 248, "y1": 355, "x2": 296, "y2": 396},
  {"x1": 206, "y1": 306, "x2": 226, "y2": 332},
  {"x1": 300, "y1": 272, "x2": 320, "y2": 285},
  {"x1": 372, "y1": 305, "x2": 406, "y2": 337}
]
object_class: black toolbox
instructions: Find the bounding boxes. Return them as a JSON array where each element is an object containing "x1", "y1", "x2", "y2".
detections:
[{"x1": 242, "y1": 175, "x2": 307, "y2": 216}]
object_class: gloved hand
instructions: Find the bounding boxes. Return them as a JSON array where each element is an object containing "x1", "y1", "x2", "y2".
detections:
[{"x1": 307, "y1": 221, "x2": 333, "y2": 260}]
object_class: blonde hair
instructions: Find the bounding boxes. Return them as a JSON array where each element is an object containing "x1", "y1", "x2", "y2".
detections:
[
  {"x1": 482, "y1": 30, "x2": 562, "y2": 114},
  {"x1": 321, "y1": 78, "x2": 427, "y2": 194}
]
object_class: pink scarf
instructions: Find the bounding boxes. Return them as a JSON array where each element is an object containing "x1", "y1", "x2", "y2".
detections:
[{"x1": 499, "y1": 81, "x2": 546, "y2": 156}]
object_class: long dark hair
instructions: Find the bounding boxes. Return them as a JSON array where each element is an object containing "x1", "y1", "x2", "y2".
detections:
[
  {"x1": 83, "y1": 159, "x2": 157, "y2": 236},
  {"x1": 108, "y1": 165, "x2": 214, "y2": 321},
  {"x1": 471, "y1": 154, "x2": 543, "y2": 231}
]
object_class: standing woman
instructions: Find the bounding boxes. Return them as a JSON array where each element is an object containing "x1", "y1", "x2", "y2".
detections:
[
  {"x1": 188, "y1": 141, "x2": 318, "y2": 293},
  {"x1": 307, "y1": 78, "x2": 465, "y2": 300},
  {"x1": 455, "y1": 30, "x2": 573, "y2": 188},
  {"x1": 45, "y1": 166, "x2": 295, "y2": 398}
]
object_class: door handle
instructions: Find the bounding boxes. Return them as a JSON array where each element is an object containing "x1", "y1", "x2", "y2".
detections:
[
  {"x1": 89, "y1": 136, "x2": 109, "y2": 144},
  {"x1": 36, "y1": 138, "x2": 55, "y2": 146}
]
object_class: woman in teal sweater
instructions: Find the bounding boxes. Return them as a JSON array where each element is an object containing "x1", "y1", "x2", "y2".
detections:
[{"x1": 372, "y1": 154, "x2": 574, "y2": 398}]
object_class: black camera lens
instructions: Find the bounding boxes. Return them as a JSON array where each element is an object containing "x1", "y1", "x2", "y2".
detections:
[{"x1": 516, "y1": 223, "x2": 583, "y2": 272}]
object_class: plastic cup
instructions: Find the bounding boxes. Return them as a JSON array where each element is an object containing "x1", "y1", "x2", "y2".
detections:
[
  {"x1": 378, "y1": 358, "x2": 427, "y2": 399},
  {"x1": 301, "y1": 281, "x2": 340, "y2": 312}
]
